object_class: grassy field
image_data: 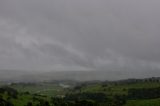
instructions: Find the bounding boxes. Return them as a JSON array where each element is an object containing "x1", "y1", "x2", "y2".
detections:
[
  {"x1": 125, "y1": 98, "x2": 160, "y2": 106},
  {"x1": 10, "y1": 83, "x2": 67, "y2": 97},
  {"x1": 12, "y1": 94, "x2": 36, "y2": 106},
  {"x1": 0, "y1": 82, "x2": 68, "y2": 106},
  {"x1": 76, "y1": 81, "x2": 160, "y2": 106},
  {"x1": 0, "y1": 92, "x2": 50, "y2": 106},
  {"x1": 0, "y1": 79, "x2": 160, "y2": 106},
  {"x1": 81, "y1": 82, "x2": 160, "y2": 95}
]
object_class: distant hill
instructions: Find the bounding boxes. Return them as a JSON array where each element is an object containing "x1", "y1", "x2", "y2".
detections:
[{"x1": 0, "y1": 69, "x2": 160, "y2": 82}]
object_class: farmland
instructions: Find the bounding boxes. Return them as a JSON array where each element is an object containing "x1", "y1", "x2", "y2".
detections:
[{"x1": 0, "y1": 77, "x2": 160, "y2": 106}]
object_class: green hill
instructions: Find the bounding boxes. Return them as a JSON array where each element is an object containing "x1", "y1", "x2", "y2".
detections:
[{"x1": 0, "y1": 78, "x2": 160, "y2": 106}]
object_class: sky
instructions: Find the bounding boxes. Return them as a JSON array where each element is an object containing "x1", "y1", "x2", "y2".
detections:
[{"x1": 0, "y1": 0, "x2": 160, "y2": 71}]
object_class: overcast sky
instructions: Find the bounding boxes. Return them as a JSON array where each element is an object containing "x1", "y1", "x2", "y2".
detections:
[{"x1": 0, "y1": 0, "x2": 160, "y2": 71}]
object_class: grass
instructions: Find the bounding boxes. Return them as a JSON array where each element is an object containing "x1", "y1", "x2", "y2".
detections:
[
  {"x1": 1, "y1": 81, "x2": 160, "y2": 106},
  {"x1": 81, "y1": 82, "x2": 160, "y2": 95},
  {"x1": 125, "y1": 98, "x2": 160, "y2": 106},
  {"x1": 0, "y1": 91, "x2": 50, "y2": 106},
  {"x1": 80, "y1": 82, "x2": 160, "y2": 106},
  {"x1": 10, "y1": 83, "x2": 66, "y2": 97},
  {"x1": 12, "y1": 94, "x2": 34, "y2": 106}
]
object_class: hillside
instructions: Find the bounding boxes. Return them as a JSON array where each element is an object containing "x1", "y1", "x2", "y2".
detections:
[
  {"x1": 0, "y1": 77, "x2": 160, "y2": 106},
  {"x1": 0, "y1": 70, "x2": 160, "y2": 82}
]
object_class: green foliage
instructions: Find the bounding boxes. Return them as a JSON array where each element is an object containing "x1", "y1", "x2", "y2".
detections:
[
  {"x1": 128, "y1": 87, "x2": 160, "y2": 100},
  {"x1": 125, "y1": 98, "x2": 160, "y2": 106},
  {"x1": 65, "y1": 92, "x2": 107, "y2": 102},
  {"x1": 10, "y1": 83, "x2": 65, "y2": 97},
  {"x1": 0, "y1": 78, "x2": 160, "y2": 106}
]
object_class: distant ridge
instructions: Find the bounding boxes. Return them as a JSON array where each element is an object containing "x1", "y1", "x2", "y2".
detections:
[{"x1": 0, "y1": 69, "x2": 160, "y2": 82}]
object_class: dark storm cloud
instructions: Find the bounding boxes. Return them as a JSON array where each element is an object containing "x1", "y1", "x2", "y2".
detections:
[{"x1": 0, "y1": 0, "x2": 160, "y2": 71}]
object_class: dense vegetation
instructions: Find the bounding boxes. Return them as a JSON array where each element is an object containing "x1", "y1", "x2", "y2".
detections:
[{"x1": 0, "y1": 77, "x2": 160, "y2": 106}]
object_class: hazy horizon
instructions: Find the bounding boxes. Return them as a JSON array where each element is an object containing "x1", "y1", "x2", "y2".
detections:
[{"x1": 0, "y1": 0, "x2": 160, "y2": 77}]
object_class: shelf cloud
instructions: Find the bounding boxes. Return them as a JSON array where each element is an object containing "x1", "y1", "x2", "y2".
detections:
[{"x1": 0, "y1": 0, "x2": 160, "y2": 71}]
